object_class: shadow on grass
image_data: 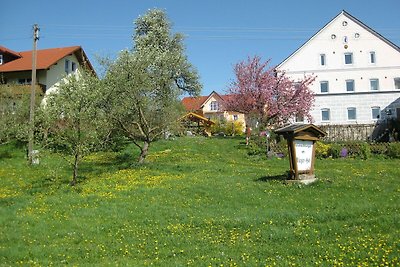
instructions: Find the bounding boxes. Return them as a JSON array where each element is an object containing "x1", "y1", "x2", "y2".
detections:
[{"x1": 255, "y1": 173, "x2": 288, "y2": 182}]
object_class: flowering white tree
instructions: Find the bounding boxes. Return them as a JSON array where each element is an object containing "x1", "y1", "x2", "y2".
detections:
[
  {"x1": 42, "y1": 69, "x2": 108, "y2": 185},
  {"x1": 103, "y1": 9, "x2": 201, "y2": 163}
]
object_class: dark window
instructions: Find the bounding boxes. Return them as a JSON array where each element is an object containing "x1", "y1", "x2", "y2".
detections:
[
  {"x1": 346, "y1": 80, "x2": 355, "y2": 92},
  {"x1": 71, "y1": 62, "x2": 77, "y2": 72},
  {"x1": 394, "y1": 78, "x2": 400, "y2": 89},
  {"x1": 347, "y1": 108, "x2": 357, "y2": 120},
  {"x1": 370, "y1": 52, "x2": 376, "y2": 64},
  {"x1": 320, "y1": 81, "x2": 329, "y2": 93},
  {"x1": 65, "y1": 59, "x2": 70, "y2": 73},
  {"x1": 344, "y1": 53, "x2": 353, "y2": 64},
  {"x1": 371, "y1": 107, "x2": 380, "y2": 120},
  {"x1": 321, "y1": 109, "x2": 330, "y2": 121},
  {"x1": 320, "y1": 54, "x2": 326, "y2": 66}
]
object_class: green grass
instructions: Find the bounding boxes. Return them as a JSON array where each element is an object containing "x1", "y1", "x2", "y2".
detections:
[{"x1": 0, "y1": 137, "x2": 399, "y2": 266}]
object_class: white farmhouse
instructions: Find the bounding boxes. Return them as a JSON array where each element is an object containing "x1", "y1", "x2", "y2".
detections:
[
  {"x1": 277, "y1": 10, "x2": 400, "y2": 129},
  {"x1": 0, "y1": 45, "x2": 95, "y2": 95}
]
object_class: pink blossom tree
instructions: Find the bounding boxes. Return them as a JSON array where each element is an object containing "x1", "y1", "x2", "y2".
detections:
[{"x1": 224, "y1": 56, "x2": 315, "y2": 129}]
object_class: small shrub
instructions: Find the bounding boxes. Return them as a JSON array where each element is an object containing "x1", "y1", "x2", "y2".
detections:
[
  {"x1": 247, "y1": 135, "x2": 267, "y2": 156},
  {"x1": 210, "y1": 119, "x2": 243, "y2": 136},
  {"x1": 247, "y1": 141, "x2": 264, "y2": 156},
  {"x1": 359, "y1": 142, "x2": 371, "y2": 160},
  {"x1": 370, "y1": 143, "x2": 388, "y2": 155},
  {"x1": 315, "y1": 141, "x2": 330, "y2": 158},
  {"x1": 329, "y1": 143, "x2": 342, "y2": 158},
  {"x1": 387, "y1": 142, "x2": 400, "y2": 158}
]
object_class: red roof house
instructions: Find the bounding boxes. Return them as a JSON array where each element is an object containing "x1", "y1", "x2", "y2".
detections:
[
  {"x1": 0, "y1": 45, "x2": 95, "y2": 93},
  {"x1": 182, "y1": 91, "x2": 246, "y2": 131}
]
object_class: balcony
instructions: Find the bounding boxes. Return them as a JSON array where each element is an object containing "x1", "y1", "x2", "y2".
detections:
[{"x1": 0, "y1": 83, "x2": 46, "y2": 98}]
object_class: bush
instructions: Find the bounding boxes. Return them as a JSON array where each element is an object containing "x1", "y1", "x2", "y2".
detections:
[
  {"x1": 329, "y1": 143, "x2": 342, "y2": 158},
  {"x1": 370, "y1": 143, "x2": 388, "y2": 155},
  {"x1": 387, "y1": 143, "x2": 400, "y2": 158},
  {"x1": 359, "y1": 142, "x2": 372, "y2": 160},
  {"x1": 315, "y1": 141, "x2": 330, "y2": 158},
  {"x1": 210, "y1": 119, "x2": 243, "y2": 136},
  {"x1": 345, "y1": 142, "x2": 371, "y2": 159}
]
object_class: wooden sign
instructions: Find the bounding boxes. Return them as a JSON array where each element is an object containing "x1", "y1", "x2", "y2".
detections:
[{"x1": 275, "y1": 124, "x2": 326, "y2": 182}]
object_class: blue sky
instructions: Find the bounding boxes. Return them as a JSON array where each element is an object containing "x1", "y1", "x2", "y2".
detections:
[{"x1": 1, "y1": 0, "x2": 399, "y2": 96}]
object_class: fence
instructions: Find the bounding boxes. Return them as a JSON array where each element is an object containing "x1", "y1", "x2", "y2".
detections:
[
  {"x1": 270, "y1": 140, "x2": 393, "y2": 157},
  {"x1": 318, "y1": 124, "x2": 376, "y2": 142}
]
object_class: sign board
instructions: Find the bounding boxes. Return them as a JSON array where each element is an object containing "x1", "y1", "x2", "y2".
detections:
[
  {"x1": 275, "y1": 124, "x2": 326, "y2": 181},
  {"x1": 294, "y1": 140, "x2": 313, "y2": 171}
]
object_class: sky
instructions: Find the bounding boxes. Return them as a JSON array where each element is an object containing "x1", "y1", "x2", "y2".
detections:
[{"x1": 1, "y1": 0, "x2": 399, "y2": 96}]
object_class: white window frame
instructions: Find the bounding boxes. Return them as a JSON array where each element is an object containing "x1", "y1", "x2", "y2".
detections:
[
  {"x1": 210, "y1": 101, "x2": 219, "y2": 111},
  {"x1": 71, "y1": 62, "x2": 77, "y2": 72},
  {"x1": 347, "y1": 107, "x2": 357, "y2": 121},
  {"x1": 65, "y1": 59, "x2": 70, "y2": 74},
  {"x1": 233, "y1": 114, "x2": 238, "y2": 121},
  {"x1": 321, "y1": 108, "x2": 330, "y2": 122},
  {"x1": 394, "y1": 77, "x2": 400, "y2": 89},
  {"x1": 346, "y1": 79, "x2": 355, "y2": 92},
  {"x1": 320, "y1": 81, "x2": 329, "y2": 93},
  {"x1": 369, "y1": 51, "x2": 376, "y2": 64},
  {"x1": 370, "y1": 79, "x2": 379, "y2": 91},
  {"x1": 295, "y1": 114, "x2": 304, "y2": 123},
  {"x1": 371, "y1": 107, "x2": 381, "y2": 120},
  {"x1": 344, "y1": 52, "x2": 353, "y2": 65},
  {"x1": 320, "y1": 54, "x2": 326, "y2": 66},
  {"x1": 0, "y1": 54, "x2": 3, "y2": 65}
]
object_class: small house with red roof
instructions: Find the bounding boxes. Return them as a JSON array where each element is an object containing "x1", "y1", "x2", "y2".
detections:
[
  {"x1": 0, "y1": 45, "x2": 94, "y2": 95},
  {"x1": 182, "y1": 91, "x2": 246, "y2": 132}
]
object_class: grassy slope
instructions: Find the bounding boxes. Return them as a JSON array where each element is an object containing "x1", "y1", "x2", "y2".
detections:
[{"x1": 0, "y1": 137, "x2": 399, "y2": 266}]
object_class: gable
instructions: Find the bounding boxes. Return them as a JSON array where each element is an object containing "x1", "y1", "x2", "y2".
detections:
[
  {"x1": 278, "y1": 10, "x2": 400, "y2": 72},
  {"x1": 202, "y1": 91, "x2": 224, "y2": 109}
]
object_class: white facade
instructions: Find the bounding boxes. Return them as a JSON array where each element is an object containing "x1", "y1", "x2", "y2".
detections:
[
  {"x1": 45, "y1": 55, "x2": 81, "y2": 94},
  {"x1": 3, "y1": 55, "x2": 80, "y2": 94},
  {"x1": 278, "y1": 11, "x2": 400, "y2": 125}
]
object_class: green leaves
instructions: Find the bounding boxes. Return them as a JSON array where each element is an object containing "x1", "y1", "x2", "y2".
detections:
[
  {"x1": 102, "y1": 9, "x2": 201, "y2": 163},
  {"x1": 41, "y1": 68, "x2": 109, "y2": 184}
]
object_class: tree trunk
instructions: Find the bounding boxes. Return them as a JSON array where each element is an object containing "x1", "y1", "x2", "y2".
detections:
[
  {"x1": 70, "y1": 153, "x2": 79, "y2": 186},
  {"x1": 138, "y1": 141, "x2": 149, "y2": 164}
]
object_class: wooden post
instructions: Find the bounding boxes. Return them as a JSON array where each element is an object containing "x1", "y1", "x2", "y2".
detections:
[{"x1": 28, "y1": 24, "x2": 39, "y2": 165}]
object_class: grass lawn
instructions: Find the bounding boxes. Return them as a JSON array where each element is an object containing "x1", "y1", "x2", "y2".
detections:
[{"x1": 0, "y1": 136, "x2": 399, "y2": 266}]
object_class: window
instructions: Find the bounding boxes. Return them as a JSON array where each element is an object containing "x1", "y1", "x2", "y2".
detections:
[
  {"x1": 347, "y1": 107, "x2": 357, "y2": 120},
  {"x1": 210, "y1": 101, "x2": 219, "y2": 111},
  {"x1": 0, "y1": 54, "x2": 3, "y2": 65},
  {"x1": 17, "y1": 78, "x2": 31, "y2": 85},
  {"x1": 344, "y1": 53, "x2": 353, "y2": 65},
  {"x1": 321, "y1": 109, "x2": 330, "y2": 122},
  {"x1": 71, "y1": 62, "x2": 77, "y2": 72},
  {"x1": 394, "y1": 78, "x2": 400, "y2": 89},
  {"x1": 370, "y1": 79, "x2": 379, "y2": 91},
  {"x1": 371, "y1": 107, "x2": 380, "y2": 120},
  {"x1": 369, "y1": 51, "x2": 376, "y2": 64},
  {"x1": 320, "y1": 54, "x2": 326, "y2": 66},
  {"x1": 233, "y1": 115, "x2": 238, "y2": 121},
  {"x1": 295, "y1": 114, "x2": 304, "y2": 122},
  {"x1": 346, "y1": 79, "x2": 355, "y2": 92},
  {"x1": 65, "y1": 59, "x2": 70, "y2": 73},
  {"x1": 320, "y1": 81, "x2": 329, "y2": 93}
]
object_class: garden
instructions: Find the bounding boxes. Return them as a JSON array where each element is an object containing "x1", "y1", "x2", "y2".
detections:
[{"x1": 1, "y1": 136, "x2": 399, "y2": 266}]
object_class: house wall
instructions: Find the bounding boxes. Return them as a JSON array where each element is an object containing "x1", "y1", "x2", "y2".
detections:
[
  {"x1": 1, "y1": 70, "x2": 46, "y2": 87},
  {"x1": 45, "y1": 54, "x2": 80, "y2": 93},
  {"x1": 279, "y1": 12, "x2": 400, "y2": 125},
  {"x1": 201, "y1": 94, "x2": 246, "y2": 131},
  {"x1": 1, "y1": 54, "x2": 80, "y2": 94}
]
